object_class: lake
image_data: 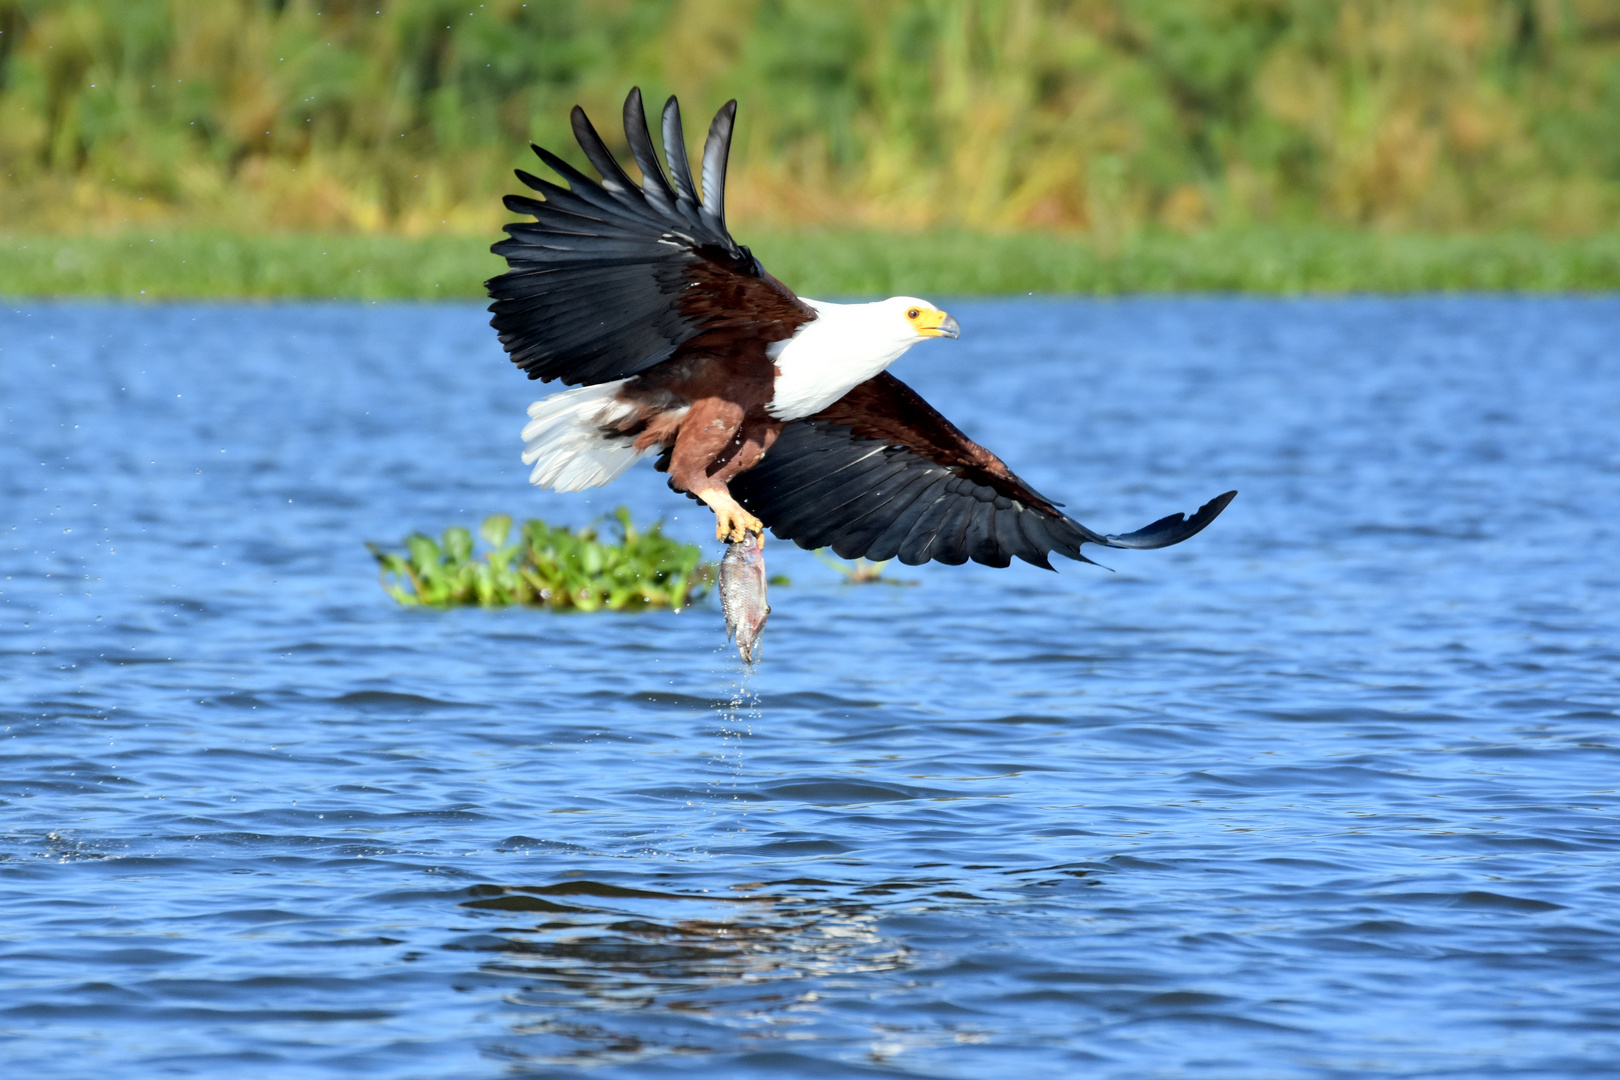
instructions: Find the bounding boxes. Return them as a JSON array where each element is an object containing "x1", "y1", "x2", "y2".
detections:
[{"x1": 3, "y1": 297, "x2": 1618, "y2": 1079}]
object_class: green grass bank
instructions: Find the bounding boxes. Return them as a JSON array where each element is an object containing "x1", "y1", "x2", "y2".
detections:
[{"x1": 4, "y1": 229, "x2": 1619, "y2": 300}]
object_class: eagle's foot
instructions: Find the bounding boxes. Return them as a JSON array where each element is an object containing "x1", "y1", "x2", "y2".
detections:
[
  {"x1": 698, "y1": 490, "x2": 763, "y2": 543},
  {"x1": 713, "y1": 505, "x2": 764, "y2": 544}
]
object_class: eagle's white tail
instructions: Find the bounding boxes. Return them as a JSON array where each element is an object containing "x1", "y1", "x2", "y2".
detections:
[{"x1": 520, "y1": 380, "x2": 650, "y2": 492}]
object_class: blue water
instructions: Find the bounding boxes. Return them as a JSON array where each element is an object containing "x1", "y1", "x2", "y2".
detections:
[{"x1": 3, "y1": 297, "x2": 1619, "y2": 1079}]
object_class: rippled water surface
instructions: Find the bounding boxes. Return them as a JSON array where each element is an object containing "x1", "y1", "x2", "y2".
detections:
[{"x1": 4, "y1": 298, "x2": 1619, "y2": 1078}]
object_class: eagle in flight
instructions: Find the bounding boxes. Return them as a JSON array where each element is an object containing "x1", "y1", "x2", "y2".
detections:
[{"x1": 487, "y1": 89, "x2": 1234, "y2": 569}]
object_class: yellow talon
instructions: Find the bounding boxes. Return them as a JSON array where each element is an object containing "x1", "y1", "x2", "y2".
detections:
[
  {"x1": 696, "y1": 488, "x2": 764, "y2": 543},
  {"x1": 713, "y1": 505, "x2": 764, "y2": 543}
]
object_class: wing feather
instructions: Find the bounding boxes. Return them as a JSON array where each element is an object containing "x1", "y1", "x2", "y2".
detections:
[
  {"x1": 660, "y1": 97, "x2": 702, "y2": 216},
  {"x1": 917, "y1": 496, "x2": 977, "y2": 566},
  {"x1": 1102, "y1": 492, "x2": 1239, "y2": 549},
  {"x1": 827, "y1": 465, "x2": 945, "y2": 555},
  {"x1": 569, "y1": 105, "x2": 641, "y2": 199},
  {"x1": 511, "y1": 166, "x2": 640, "y2": 224},
  {"x1": 823, "y1": 468, "x2": 942, "y2": 558},
  {"x1": 861, "y1": 467, "x2": 956, "y2": 561},
  {"x1": 699, "y1": 100, "x2": 736, "y2": 230},
  {"x1": 959, "y1": 502, "x2": 1001, "y2": 567},
  {"x1": 751, "y1": 440, "x2": 891, "y2": 513},
  {"x1": 773, "y1": 453, "x2": 904, "y2": 544},
  {"x1": 896, "y1": 487, "x2": 958, "y2": 565},
  {"x1": 1015, "y1": 510, "x2": 1058, "y2": 570},
  {"x1": 622, "y1": 87, "x2": 679, "y2": 215},
  {"x1": 521, "y1": 155, "x2": 662, "y2": 228}
]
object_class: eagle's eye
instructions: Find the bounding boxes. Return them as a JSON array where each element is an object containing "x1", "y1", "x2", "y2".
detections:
[{"x1": 906, "y1": 308, "x2": 920, "y2": 320}]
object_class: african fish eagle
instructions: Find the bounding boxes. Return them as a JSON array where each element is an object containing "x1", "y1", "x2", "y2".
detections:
[{"x1": 486, "y1": 89, "x2": 1234, "y2": 569}]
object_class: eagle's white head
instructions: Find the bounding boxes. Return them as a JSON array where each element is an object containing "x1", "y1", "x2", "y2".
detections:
[
  {"x1": 874, "y1": 295, "x2": 962, "y2": 341},
  {"x1": 766, "y1": 296, "x2": 960, "y2": 420}
]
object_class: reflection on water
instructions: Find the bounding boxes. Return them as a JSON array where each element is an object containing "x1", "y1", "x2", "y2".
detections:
[
  {"x1": 456, "y1": 878, "x2": 907, "y2": 1066},
  {"x1": 3, "y1": 298, "x2": 1619, "y2": 1079}
]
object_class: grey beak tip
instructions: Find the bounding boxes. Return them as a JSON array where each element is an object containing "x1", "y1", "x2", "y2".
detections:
[{"x1": 941, "y1": 314, "x2": 961, "y2": 339}]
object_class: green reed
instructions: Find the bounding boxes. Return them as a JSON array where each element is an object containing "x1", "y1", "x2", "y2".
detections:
[
  {"x1": 368, "y1": 509, "x2": 713, "y2": 612},
  {"x1": 7, "y1": 228, "x2": 1620, "y2": 299},
  {"x1": 5, "y1": 2, "x2": 1620, "y2": 237}
]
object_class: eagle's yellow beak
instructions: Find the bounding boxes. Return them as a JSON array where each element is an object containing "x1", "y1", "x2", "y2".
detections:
[{"x1": 910, "y1": 307, "x2": 961, "y2": 339}]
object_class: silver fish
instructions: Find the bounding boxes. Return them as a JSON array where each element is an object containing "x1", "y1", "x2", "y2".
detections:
[{"x1": 719, "y1": 532, "x2": 770, "y2": 665}]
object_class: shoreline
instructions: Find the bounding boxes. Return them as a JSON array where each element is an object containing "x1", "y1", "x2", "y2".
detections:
[{"x1": 4, "y1": 228, "x2": 1618, "y2": 299}]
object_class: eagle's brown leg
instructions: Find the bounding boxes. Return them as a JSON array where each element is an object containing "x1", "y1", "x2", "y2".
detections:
[
  {"x1": 666, "y1": 398, "x2": 764, "y2": 542},
  {"x1": 707, "y1": 418, "x2": 782, "y2": 485},
  {"x1": 703, "y1": 418, "x2": 783, "y2": 541}
]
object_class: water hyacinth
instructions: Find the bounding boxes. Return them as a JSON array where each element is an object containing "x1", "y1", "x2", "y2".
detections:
[{"x1": 368, "y1": 509, "x2": 712, "y2": 612}]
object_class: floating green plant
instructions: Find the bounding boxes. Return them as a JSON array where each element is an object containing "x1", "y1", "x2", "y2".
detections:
[
  {"x1": 368, "y1": 509, "x2": 712, "y2": 612},
  {"x1": 814, "y1": 550, "x2": 912, "y2": 586}
]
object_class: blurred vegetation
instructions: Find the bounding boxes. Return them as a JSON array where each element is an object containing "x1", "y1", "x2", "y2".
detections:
[
  {"x1": 6, "y1": 226, "x2": 1618, "y2": 296},
  {"x1": 368, "y1": 509, "x2": 713, "y2": 611},
  {"x1": 3, "y1": 0, "x2": 1620, "y2": 241},
  {"x1": 815, "y1": 550, "x2": 911, "y2": 585}
]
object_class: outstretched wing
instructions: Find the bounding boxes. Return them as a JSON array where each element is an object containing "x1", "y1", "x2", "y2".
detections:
[
  {"x1": 488, "y1": 88, "x2": 813, "y2": 386},
  {"x1": 730, "y1": 373, "x2": 1236, "y2": 568}
]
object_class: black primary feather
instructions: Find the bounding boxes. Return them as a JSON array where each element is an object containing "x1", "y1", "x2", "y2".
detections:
[
  {"x1": 660, "y1": 97, "x2": 702, "y2": 215},
  {"x1": 699, "y1": 100, "x2": 736, "y2": 230},
  {"x1": 622, "y1": 88, "x2": 678, "y2": 214}
]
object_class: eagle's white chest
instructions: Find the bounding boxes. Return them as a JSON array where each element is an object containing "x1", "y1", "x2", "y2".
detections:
[{"x1": 765, "y1": 300, "x2": 921, "y2": 420}]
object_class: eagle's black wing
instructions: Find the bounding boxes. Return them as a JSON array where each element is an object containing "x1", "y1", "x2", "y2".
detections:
[
  {"x1": 488, "y1": 88, "x2": 813, "y2": 386},
  {"x1": 731, "y1": 373, "x2": 1236, "y2": 568}
]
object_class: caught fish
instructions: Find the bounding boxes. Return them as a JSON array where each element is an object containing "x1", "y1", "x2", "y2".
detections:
[{"x1": 719, "y1": 532, "x2": 770, "y2": 665}]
